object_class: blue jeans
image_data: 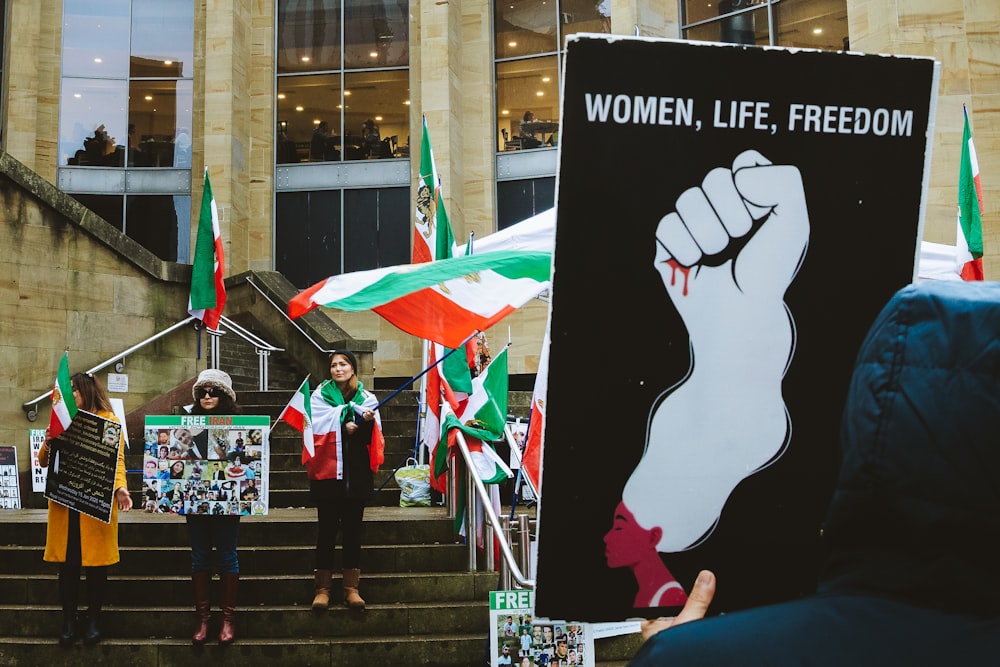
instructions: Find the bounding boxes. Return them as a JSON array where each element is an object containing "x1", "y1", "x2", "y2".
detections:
[{"x1": 186, "y1": 515, "x2": 240, "y2": 573}]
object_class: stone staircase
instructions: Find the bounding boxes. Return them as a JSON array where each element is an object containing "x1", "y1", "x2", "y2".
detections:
[{"x1": 0, "y1": 371, "x2": 641, "y2": 665}]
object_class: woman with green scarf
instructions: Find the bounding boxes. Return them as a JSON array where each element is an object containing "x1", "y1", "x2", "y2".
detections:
[{"x1": 306, "y1": 350, "x2": 384, "y2": 611}]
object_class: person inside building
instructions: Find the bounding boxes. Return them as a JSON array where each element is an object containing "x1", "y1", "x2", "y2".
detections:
[
  {"x1": 307, "y1": 350, "x2": 384, "y2": 612},
  {"x1": 628, "y1": 281, "x2": 1000, "y2": 666},
  {"x1": 185, "y1": 369, "x2": 243, "y2": 646},
  {"x1": 519, "y1": 111, "x2": 542, "y2": 149},
  {"x1": 39, "y1": 372, "x2": 132, "y2": 646}
]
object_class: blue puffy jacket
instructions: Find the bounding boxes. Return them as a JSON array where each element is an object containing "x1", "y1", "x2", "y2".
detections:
[{"x1": 630, "y1": 281, "x2": 1000, "y2": 666}]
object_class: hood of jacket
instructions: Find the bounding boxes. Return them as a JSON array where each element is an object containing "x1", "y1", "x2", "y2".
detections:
[{"x1": 818, "y1": 280, "x2": 1000, "y2": 617}]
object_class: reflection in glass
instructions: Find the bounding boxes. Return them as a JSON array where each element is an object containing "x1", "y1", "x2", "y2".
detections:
[
  {"x1": 344, "y1": 0, "x2": 409, "y2": 69},
  {"x1": 682, "y1": 0, "x2": 848, "y2": 51},
  {"x1": 685, "y1": 5, "x2": 770, "y2": 46},
  {"x1": 128, "y1": 80, "x2": 193, "y2": 167},
  {"x1": 60, "y1": 79, "x2": 129, "y2": 166},
  {"x1": 494, "y1": 0, "x2": 558, "y2": 59},
  {"x1": 131, "y1": 0, "x2": 194, "y2": 78},
  {"x1": 496, "y1": 56, "x2": 559, "y2": 152},
  {"x1": 62, "y1": 0, "x2": 130, "y2": 78},
  {"x1": 774, "y1": 0, "x2": 849, "y2": 51},
  {"x1": 277, "y1": 0, "x2": 342, "y2": 74}
]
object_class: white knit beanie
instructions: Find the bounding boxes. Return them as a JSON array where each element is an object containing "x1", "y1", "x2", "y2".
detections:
[{"x1": 192, "y1": 369, "x2": 236, "y2": 402}]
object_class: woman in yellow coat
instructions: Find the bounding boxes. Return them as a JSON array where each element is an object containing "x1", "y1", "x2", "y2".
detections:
[{"x1": 38, "y1": 372, "x2": 132, "y2": 646}]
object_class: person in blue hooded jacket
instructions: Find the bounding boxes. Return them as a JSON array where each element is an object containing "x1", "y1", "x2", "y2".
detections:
[{"x1": 629, "y1": 280, "x2": 1000, "y2": 666}]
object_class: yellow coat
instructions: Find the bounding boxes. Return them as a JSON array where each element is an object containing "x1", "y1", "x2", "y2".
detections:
[{"x1": 39, "y1": 409, "x2": 129, "y2": 567}]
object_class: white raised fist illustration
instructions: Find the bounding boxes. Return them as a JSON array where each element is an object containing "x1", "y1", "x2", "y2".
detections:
[{"x1": 620, "y1": 150, "x2": 809, "y2": 554}]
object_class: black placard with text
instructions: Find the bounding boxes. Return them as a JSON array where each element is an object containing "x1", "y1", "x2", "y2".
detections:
[
  {"x1": 535, "y1": 35, "x2": 938, "y2": 622},
  {"x1": 45, "y1": 410, "x2": 121, "y2": 523}
]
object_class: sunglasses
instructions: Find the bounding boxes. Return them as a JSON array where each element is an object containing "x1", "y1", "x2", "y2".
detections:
[{"x1": 197, "y1": 387, "x2": 219, "y2": 398}]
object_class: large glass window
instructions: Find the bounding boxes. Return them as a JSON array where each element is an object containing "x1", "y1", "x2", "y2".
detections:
[
  {"x1": 275, "y1": 187, "x2": 409, "y2": 288},
  {"x1": 275, "y1": 0, "x2": 411, "y2": 284},
  {"x1": 497, "y1": 177, "x2": 555, "y2": 231},
  {"x1": 58, "y1": 0, "x2": 194, "y2": 262},
  {"x1": 276, "y1": 0, "x2": 410, "y2": 163},
  {"x1": 494, "y1": 0, "x2": 602, "y2": 154}
]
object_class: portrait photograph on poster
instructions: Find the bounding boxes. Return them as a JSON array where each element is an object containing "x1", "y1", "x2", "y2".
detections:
[
  {"x1": 534, "y1": 35, "x2": 939, "y2": 623},
  {"x1": 142, "y1": 415, "x2": 270, "y2": 516}
]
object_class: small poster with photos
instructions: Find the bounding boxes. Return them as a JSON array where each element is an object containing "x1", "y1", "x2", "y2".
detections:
[
  {"x1": 490, "y1": 590, "x2": 593, "y2": 667},
  {"x1": 142, "y1": 415, "x2": 270, "y2": 516},
  {"x1": 0, "y1": 446, "x2": 21, "y2": 509}
]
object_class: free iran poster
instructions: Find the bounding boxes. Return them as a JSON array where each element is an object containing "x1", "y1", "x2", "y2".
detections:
[{"x1": 534, "y1": 35, "x2": 939, "y2": 622}]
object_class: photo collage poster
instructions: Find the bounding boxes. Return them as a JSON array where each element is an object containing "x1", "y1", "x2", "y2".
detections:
[
  {"x1": 490, "y1": 590, "x2": 594, "y2": 667},
  {"x1": 0, "y1": 446, "x2": 21, "y2": 509},
  {"x1": 142, "y1": 415, "x2": 270, "y2": 516},
  {"x1": 535, "y1": 35, "x2": 938, "y2": 622}
]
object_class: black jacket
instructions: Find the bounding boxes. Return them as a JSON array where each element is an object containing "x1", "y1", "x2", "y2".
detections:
[{"x1": 630, "y1": 281, "x2": 1000, "y2": 666}]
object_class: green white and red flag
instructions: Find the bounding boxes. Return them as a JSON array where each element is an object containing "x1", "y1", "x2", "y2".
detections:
[
  {"x1": 957, "y1": 105, "x2": 985, "y2": 281},
  {"x1": 522, "y1": 326, "x2": 549, "y2": 495},
  {"x1": 305, "y1": 384, "x2": 384, "y2": 478},
  {"x1": 288, "y1": 250, "x2": 552, "y2": 349},
  {"x1": 48, "y1": 351, "x2": 78, "y2": 440},
  {"x1": 413, "y1": 115, "x2": 456, "y2": 264},
  {"x1": 433, "y1": 346, "x2": 512, "y2": 490},
  {"x1": 278, "y1": 376, "x2": 314, "y2": 460},
  {"x1": 188, "y1": 168, "x2": 227, "y2": 329}
]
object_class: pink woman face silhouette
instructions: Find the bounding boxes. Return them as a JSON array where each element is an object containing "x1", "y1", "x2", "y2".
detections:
[{"x1": 604, "y1": 501, "x2": 662, "y2": 568}]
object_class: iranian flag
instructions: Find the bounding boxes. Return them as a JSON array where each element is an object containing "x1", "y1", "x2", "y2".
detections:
[
  {"x1": 434, "y1": 346, "x2": 512, "y2": 490},
  {"x1": 188, "y1": 168, "x2": 227, "y2": 329},
  {"x1": 435, "y1": 346, "x2": 512, "y2": 541},
  {"x1": 522, "y1": 325, "x2": 549, "y2": 495},
  {"x1": 278, "y1": 376, "x2": 314, "y2": 460},
  {"x1": 48, "y1": 351, "x2": 78, "y2": 440},
  {"x1": 288, "y1": 250, "x2": 552, "y2": 349},
  {"x1": 305, "y1": 385, "x2": 385, "y2": 481},
  {"x1": 957, "y1": 105, "x2": 985, "y2": 281},
  {"x1": 413, "y1": 115, "x2": 456, "y2": 264}
]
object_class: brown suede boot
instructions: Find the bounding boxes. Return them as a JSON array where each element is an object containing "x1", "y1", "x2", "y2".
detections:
[
  {"x1": 191, "y1": 572, "x2": 212, "y2": 645},
  {"x1": 218, "y1": 572, "x2": 238, "y2": 645},
  {"x1": 342, "y1": 568, "x2": 365, "y2": 610},
  {"x1": 312, "y1": 569, "x2": 333, "y2": 611}
]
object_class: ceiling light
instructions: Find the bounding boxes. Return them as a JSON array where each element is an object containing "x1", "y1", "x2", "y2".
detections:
[{"x1": 295, "y1": 105, "x2": 304, "y2": 111}]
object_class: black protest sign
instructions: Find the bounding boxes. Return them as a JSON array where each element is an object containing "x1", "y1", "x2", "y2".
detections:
[
  {"x1": 45, "y1": 410, "x2": 121, "y2": 523},
  {"x1": 534, "y1": 35, "x2": 938, "y2": 622}
]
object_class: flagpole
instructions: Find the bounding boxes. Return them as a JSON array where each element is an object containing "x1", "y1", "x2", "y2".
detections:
[{"x1": 373, "y1": 330, "x2": 480, "y2": 412}]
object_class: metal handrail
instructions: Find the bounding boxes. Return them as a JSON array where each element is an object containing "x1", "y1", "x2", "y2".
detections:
[
  {"x1": 218, "y1": 315, "x2": 285, "y2": 391},
  {"x1": 454, "y1": 429, "x2": 535, "y2": 589},
  {"x1": 21, "y1": 316, "x2": 199, "y2": 421},
  {"x1": 244, "y1": 275, "x2": 336, "y2": 354}
]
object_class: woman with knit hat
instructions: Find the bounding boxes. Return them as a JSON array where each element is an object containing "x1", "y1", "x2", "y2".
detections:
[
  {"x1": 307, "y1": 350, "x2": 384, "y2": 611},
  {"x1": 186, "y1": 368, "x2": 243, "y2": 645}
]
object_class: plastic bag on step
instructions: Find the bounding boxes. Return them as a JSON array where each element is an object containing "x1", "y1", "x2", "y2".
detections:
[{"x1": 394, "y1": 458, "x2": 431, "y2": 507}]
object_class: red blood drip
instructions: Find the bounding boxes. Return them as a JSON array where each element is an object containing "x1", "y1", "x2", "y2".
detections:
[{"x1": 665, "y1": 259, "x2": 691, "y2": 296}]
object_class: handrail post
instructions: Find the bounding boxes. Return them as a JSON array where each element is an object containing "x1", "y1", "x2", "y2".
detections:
[
  {"x1": 518, "y1": 513, "x2": 533, "y2": 584},
  {"x1": 454, "y1": 431, "x2": 535, "y2": 588},
  {"x1": 465, "y1": 465, "x2": 477, "y2": 571},
  {"x1": 446, "y1": 464, "x2": 457, "y2": 519},
  {"x1": 257, "y1": 348, "x2": 270, "y2": 391}
]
